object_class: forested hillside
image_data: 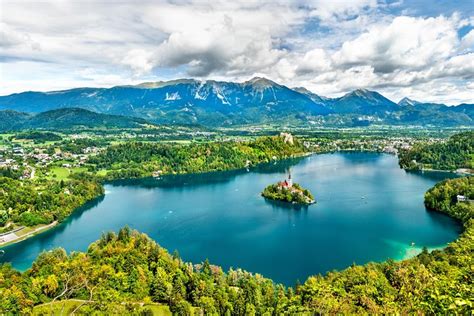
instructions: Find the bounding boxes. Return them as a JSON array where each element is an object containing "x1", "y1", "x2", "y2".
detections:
[
  {"x1": 89, "y1": 135, "x2": 306, "y2": 179},
  {"x1": 399, "y1": 131, "x2": 474, "y2": 171},
  {"x1": 1, "y1": 177, "x2": 472, "y2": 314},
  {"x1": 425, "y1": 176, "x2": 474, "y2": 222},
  {"x1": 0, "y1": 108, "x2": 151, "y2": 131}
]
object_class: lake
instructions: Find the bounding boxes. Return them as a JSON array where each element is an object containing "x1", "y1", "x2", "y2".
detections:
[{"x1": 0, "y1": 152, "x2": 462, "y2": 285}]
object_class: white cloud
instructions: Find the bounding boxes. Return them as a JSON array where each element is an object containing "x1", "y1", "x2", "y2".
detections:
[
  {"x1": 333, "y1": 16, "x2": 459, "y2": 72},
  {"x1": 297, "y1": 49, "x2": 332, "y2": 74},
  {"x1": 282, "y1": 14, "x2": 474, "y2": 103},
  {"x1": 0, "y1": 0, "x2": 473, "y2": 104},
  {"x1": 461, "y1": 29, "x2": 474, "y2": 51},
  {"x1": 440, "y1": 53, "x2": 474, "y2": 77},
  {"x1": 122, "y1": 49, "x2": 155, "y2": 75},
  {"x1": 306, "y1": 0, "x2": 377, "y2": 20},
  {"x1": 138, "y1": 2, "x2": 303, "y2": 76},
  {"x1": 392, "y1": 79, "x2": 474, "y2": 105}
]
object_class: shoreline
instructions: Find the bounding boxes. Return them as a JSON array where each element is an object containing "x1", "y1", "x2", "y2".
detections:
[
  {"x1": 406, "y1": 166, "x2": 473, "y2": 175},
  {"x1": 386, "y1": 239, "x2": 449, "y2": 261},
  {"x1": 383, "y1": 238, "x2": 448, "y2": 261},
  {"x1": 0, "y1": 221, "x2": 58, "y2": 248},
  {"x1": 399, "y1": 244, "x2": 446, "y2": 260}
]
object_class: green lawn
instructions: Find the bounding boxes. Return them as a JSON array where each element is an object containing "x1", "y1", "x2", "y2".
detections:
[
  {"x1": 46, "y1": 166, "x2": 88, "y2": 180},
  {"x1": 144, "y1": 304, "x2": 172, "y2": 316}
]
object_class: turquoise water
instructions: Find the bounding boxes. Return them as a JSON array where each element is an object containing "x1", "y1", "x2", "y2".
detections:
[{"x1": 0, "y1": 153, "x2": 461, "y2": 285}]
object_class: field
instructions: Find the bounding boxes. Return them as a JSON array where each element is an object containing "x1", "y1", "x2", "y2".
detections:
[{"x1": 46, "y1": 166, "x2": 88, "y2": 180}]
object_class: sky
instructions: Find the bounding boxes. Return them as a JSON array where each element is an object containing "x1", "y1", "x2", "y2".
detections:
[{"x1": 1, "y1": 0, "x2": 473, "y2": 104}]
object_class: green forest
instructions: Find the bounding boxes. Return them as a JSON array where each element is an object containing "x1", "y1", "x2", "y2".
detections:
[
  {"x1": 262, "y1": 183, "x2": 315, "y2": 205},
  {"x1": 1, "y1": 177, "x2": 472, "y2": 314},
  {"x1": 89, "y1": 136, "x2": 306, "y2": 180},
  {"x1": 399, "y1": 131, "x2": 474, "y2": 171},
  {"x1": 15, "y1": 131, "x2": 63, "y2": 143},
  {"x1": 424, "y1": 176, "x2": 474, "y2": 223},
  {"x1": 0, "y1": 177, "x2": 103, "y2": 227}
]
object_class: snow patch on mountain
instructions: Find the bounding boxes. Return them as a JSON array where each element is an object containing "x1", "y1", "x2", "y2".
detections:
[
  {"x1": 212, "y1": 84, "x2": 231, "y2": 105},
  {"x1": 165, "y1": 92, "x2": 181, "y2": 101},
  {"x1": 194, "y1": 81, "x2": 209, "y2": 100}
]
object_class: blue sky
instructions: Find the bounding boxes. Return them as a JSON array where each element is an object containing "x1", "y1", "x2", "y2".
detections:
[{"x1": 1, "y1": 0, "x2": 473, "y2": 104}]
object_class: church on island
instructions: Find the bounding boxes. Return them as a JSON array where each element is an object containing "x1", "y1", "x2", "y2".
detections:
[{"x1": 279, "y1": 173, "x2": 293, "y2": 188}]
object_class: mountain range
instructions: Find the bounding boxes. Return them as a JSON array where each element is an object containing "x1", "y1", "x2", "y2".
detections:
[{"x1": 0, "y1": 77, "x2": 472, "y2": 127}]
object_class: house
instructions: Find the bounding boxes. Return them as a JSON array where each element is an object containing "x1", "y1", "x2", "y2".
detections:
[
  {"x1": 152, "y1": 170, "x2": 163, "y2": 178},
  {"x1": 13, "y1": 147, "x2": 24, "y2": 156},
  {"x1": 0, "y1": 159, "x2": 15, "y2": 168},
  {"x1": 457, "y1": 195, "x2": 468, "y2": 202}
]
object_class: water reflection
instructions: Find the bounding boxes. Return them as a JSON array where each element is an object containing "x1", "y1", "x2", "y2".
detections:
[
  {"x1": 264, "y1": 198, "x2": 311, "y2": 212},
  {"x1": 406, "y1": 170, "x2": 459, "y2": 182}
]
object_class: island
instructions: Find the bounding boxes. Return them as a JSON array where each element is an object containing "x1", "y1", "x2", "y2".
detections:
[{"x1": 262, "y1": 173, "x2": 315, "y2": 205}]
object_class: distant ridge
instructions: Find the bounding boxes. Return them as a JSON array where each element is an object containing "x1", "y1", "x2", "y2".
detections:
[
  {"x1": 0, "y1": 78, "x2": 472, "y2": 127},
  {"x1": 0, "y1": 108, "x2": 152, "y2": 131}
]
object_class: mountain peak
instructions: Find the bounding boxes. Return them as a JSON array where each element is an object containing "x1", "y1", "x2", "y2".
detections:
[
  {"x1": 133, "y1": 79, "x2": 198, "y2": 89},
  {"x1": 244, "y1": 77, "x2": 278, "y2": 88},
  {"x1": 342, "y1": 89, "x2": 390, "y2": 102},
  {"x1": 350, "y1": 88, "x2": 372, "y2": 97},
  {"x1": 398, "y1": 97, "x2": 421, "y2": 106},
  {"x1": 333, "y1": 88, "x2": 398, "y2": 114}
]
